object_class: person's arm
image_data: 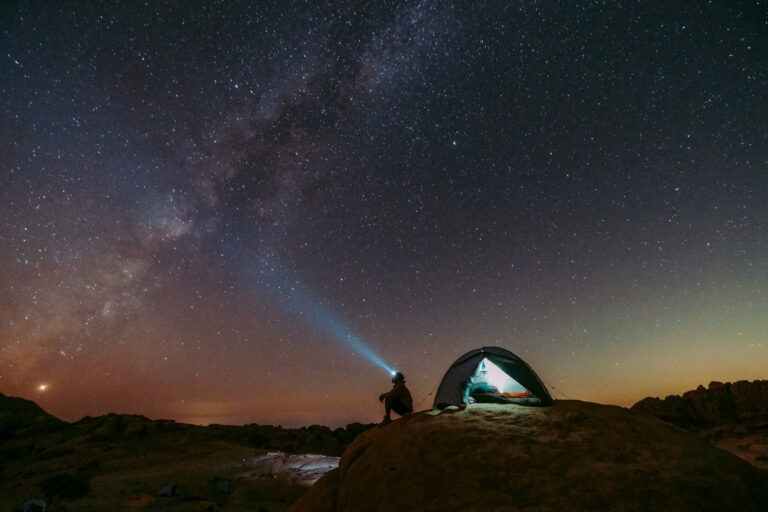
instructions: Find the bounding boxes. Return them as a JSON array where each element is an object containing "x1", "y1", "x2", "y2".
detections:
[{"x1": 379, "y1": 384, "x2": 400, "y2": 402}]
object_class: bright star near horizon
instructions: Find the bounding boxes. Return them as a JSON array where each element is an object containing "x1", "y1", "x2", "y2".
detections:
[{"x1": 38, "y1": 384, "x2": 48, "y2": 392}]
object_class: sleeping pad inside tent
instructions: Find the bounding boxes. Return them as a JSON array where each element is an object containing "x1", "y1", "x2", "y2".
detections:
[{"x1": 433, "y1": 346, "x2": 553, "y2": 409}]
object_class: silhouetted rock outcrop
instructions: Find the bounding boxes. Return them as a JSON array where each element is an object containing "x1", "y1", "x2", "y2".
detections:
[
  {"x1": 631, "y1": 380, "x2": 768, "y2": 431},
  {"x1": 0, "y1": 392, "x2": 65, "y2": 439}
]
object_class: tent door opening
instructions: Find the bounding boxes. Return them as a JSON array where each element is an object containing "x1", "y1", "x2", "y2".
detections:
[{"x1": 465, "y1": 357, "x2": 530, "y2": 403}]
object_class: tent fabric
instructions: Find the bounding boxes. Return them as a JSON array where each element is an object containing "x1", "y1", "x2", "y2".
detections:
[{"x1": 433, "y1": 346, "x2": 553, "y2": 409}]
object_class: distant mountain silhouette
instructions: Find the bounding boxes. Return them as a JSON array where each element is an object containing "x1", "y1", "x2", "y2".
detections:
[{"x1": 0, "y1": 392, "x2": 372, "y2": 454}]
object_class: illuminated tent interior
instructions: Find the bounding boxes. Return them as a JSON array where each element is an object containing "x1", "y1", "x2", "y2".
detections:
[{"x1": 433, "y1": 347, "x2": 553, "y2": 409}]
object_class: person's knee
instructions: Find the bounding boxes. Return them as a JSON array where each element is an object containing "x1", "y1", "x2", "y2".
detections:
[{"x1": 390, "y1": 400, "x2": 410, "y2": 416}]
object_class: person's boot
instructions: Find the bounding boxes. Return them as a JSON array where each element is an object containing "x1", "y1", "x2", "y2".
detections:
[{"x1": 381, "y1": 415, "x2": 392, "y2": 425}]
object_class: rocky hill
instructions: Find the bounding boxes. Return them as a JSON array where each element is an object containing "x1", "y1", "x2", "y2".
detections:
[
  {"x1": 0, "y1": 392, "x2": 66, "y2": 439},
  {"x1": 289, "y1": 401, "x2": 768, "y2": 512},
  {"x1": 0, "y1": 392, "x2": 373, "y2": 512}
]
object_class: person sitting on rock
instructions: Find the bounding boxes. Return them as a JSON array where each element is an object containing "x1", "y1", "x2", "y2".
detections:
[{"x1": 379, "y1": 372, "x2": 413, "y2": 424}]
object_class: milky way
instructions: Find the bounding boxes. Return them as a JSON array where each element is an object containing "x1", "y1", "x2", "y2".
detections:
[{"x1": 1, "y1": 1, "x2": 766, "y2": 427}]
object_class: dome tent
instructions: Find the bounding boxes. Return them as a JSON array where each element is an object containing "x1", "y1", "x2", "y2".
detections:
[{"x1": 433, "y1": 346, "x2": 553, "y2": 409}]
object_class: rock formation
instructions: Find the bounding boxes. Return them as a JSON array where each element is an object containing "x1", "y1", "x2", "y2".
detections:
[
  {"x1": 631, "y1": 380, "x2": 768, "y2": 431},
  {"x1": 631, "y1": 380, "x2": 768, "y2": 470},
  {"x1": 289, "y1": 401, "x2": 768, "y2": 512}
]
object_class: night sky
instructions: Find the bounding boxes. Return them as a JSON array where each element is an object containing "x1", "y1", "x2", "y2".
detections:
[{"x1": 1, "y1": 1, "x2": 766, "y2": 427}]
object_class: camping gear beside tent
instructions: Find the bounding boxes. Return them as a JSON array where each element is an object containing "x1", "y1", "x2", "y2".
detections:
[{"x1": 433, "y1": 346, "x2": 553, "y2": 409}]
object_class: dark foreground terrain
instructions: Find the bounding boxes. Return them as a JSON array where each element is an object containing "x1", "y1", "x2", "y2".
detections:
[
  {"x1": 0, "y1": 393, "x2": 372, "y2": 512},
  {"x1": 291, "y1": 401, "x2": 768, "y2": 512},
  {"x1": 4, "y1": 380, "x2": 768, "y2": 511}
]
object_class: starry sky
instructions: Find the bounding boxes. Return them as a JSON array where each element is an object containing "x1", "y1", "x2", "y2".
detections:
[{"x1": 1, "y1": 1, "x2": 766, "y2": 428}]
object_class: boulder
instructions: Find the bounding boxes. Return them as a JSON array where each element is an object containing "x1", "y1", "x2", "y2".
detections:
[{"x1": 289, "y1": 401, "x2": 768, "y2": 512}]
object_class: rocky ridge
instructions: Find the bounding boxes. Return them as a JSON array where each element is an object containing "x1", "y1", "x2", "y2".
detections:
[
  {"x1": 631, "y1": 380, "x2": 768, "y2": 430},
  {"x1": 631, "y1": 379, "x2": 768, "y2": 469}
]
